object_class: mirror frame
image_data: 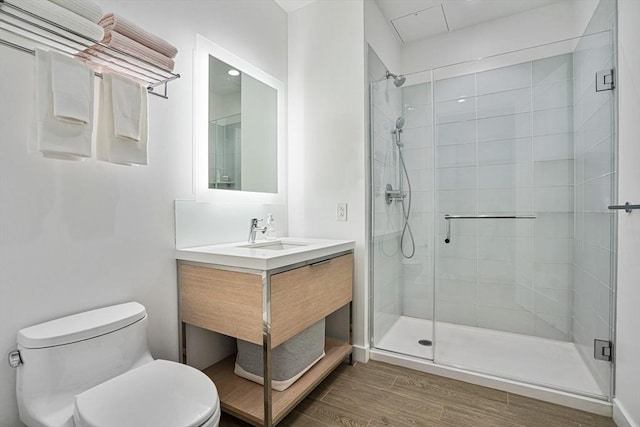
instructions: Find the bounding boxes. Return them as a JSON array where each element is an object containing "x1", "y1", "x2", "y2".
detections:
[{"x1": 194, "y1": 34, "x2": 285, "y2": 203}]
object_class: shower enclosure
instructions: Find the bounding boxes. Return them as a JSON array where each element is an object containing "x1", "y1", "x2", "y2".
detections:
[{"x1": 369, "y1": 0, "x2": 616, "y2": 403}]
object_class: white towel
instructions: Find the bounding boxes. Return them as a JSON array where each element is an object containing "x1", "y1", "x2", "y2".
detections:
[
  {"x1": 97, "y1": 74, "x2": 148, "y2": 166},
  {"x1": 47, "y1": 0, "x2": 103, "y2": 24},
  {"x1": 35, "y1": 49, "x2": 94, "y2": 159},
  {"x1": 50, "y1": 51, "x2": 93, "y2": 124},
  {"x1": 110, "y1": 73, "x2": 142, "y2": 141},
  {"x1": 4, "y1": 0, "x2": 104, "y2": 45}
]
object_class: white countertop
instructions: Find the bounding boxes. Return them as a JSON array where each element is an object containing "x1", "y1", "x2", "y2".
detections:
[{"x1": 176, "y1": 237, "x2": 355, "y2": 271}]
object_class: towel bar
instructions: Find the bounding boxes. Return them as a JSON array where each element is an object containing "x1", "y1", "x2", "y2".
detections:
[
  {"x1": 443, "y1": 214, "x2": 537, "y2": 244},
  {"x1": 0, "y1": 0, "x2": 180, "y2": 99}
]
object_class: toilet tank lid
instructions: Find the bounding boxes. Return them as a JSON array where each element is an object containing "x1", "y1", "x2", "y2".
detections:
[{"x1": 18, "y1": 302, "x2": 147, "y2": 349}]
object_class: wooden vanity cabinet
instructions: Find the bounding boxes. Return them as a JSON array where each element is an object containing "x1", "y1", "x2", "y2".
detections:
[{"x1": 178, "y1": 251, "x2": 354, "y2": 426}]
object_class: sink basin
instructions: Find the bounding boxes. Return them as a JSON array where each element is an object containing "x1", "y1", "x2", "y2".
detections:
[{"x1": 240, "y1": 241, "x2": 309, "y2": 250}]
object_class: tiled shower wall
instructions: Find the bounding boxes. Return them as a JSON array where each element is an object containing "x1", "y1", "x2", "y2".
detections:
[
  {"x1": 369, "y1": 47, "x2": 403, "y2": 344},
  {"x1": 401, "y1": 53, "x2": 578, "y2": 341},
  {"x1": 572, "y1": 0, "x2": 616, "y2": 396}
]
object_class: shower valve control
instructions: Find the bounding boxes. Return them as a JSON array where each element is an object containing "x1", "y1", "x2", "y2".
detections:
[{"x1": 385, "y1": 184, "x2": 406, "y2": 205}]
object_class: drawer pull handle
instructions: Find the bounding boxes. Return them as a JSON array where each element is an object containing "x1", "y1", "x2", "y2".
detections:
[{"x1": 309, "y1": 259, "x2": 332, "y2": 267}]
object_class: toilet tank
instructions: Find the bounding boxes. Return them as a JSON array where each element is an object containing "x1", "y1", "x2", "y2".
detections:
[{"x1": 16, "y1": 302, "x2": 154, "y2": 427}]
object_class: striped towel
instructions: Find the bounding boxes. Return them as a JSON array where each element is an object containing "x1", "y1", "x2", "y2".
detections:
[
  {"x1": 100, "y1": 31, "x2": 174, "y2": 72},
  {"x1": 98, "y1": 13, "x2": 178, "y2": 59},
  {"x1": 4, "y1": 0, "x2": 104, "y2": 43},
  {"x1": 48, "y1": 0, "x2": 103, "y2": 23}
]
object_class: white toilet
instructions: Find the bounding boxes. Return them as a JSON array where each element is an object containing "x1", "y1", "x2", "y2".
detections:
[{"x1": 14, "y1": 302, "x2": 220, "y2": 427}]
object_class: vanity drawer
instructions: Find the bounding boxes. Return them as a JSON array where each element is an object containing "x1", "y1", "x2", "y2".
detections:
[
  {"x1": 270, "y1": 253, "x2": 353, "y2": 347},
  {"x1": 179, "y1": 264, "x2": 263, "y2": 345}
]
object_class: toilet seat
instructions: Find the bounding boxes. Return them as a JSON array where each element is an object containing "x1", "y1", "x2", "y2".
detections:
[{"x1": 74, "y1": 359, "x2": 220, "y2": 427}]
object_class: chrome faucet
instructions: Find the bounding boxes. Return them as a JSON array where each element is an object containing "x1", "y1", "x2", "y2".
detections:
[{"x1": 248, "y1": 218, "x2": 267, "y2": 243}]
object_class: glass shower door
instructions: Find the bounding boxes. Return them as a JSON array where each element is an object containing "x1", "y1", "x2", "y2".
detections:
[
  {"x1": 370, "y1": 69, "x2": 435, "y2": 361},
  {"x1": 431, "y1": 11, "x2": 616, "y2": 399}
]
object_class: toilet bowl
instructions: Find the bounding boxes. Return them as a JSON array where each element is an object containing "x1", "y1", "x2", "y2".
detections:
[{"x1": 14, "y1": 302, "x2": 220, "y2": 427}]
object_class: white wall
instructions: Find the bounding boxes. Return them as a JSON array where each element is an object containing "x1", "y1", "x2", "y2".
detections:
[
  {"x1": 614, "y1": 0, "x2": 640, "y2": 425},
  {"x1": 364, "y1": 0, "x2": 402, "y2": 80},
  {"x1": 288, "y1": 0, "x2": 367, "y2": 359},
  {"x1": 0, "y1": 1, "x2": 287, "y2": 425},
  {"x1": 402, "y1": 1, "x2": 598, "y2": 74}
]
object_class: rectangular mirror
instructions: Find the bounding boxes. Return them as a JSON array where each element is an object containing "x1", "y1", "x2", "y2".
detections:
[{"x1": 195, "y1": 34, "x2": 284, "y2": 202}]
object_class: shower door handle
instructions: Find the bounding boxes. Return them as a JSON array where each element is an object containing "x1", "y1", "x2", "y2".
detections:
[
  {"x1": 444, "y1": 214, "x2": 537, "y2": 244},
  {"x1": 608, "y1": 202, "x2": 640, "y2": 213}
]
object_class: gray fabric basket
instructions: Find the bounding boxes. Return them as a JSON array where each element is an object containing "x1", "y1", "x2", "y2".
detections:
[{"x1": 235, "y1": 319, "x2": 325, "y2": 389}]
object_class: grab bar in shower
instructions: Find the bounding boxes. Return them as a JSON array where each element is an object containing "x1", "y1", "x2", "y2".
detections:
[
  {"x1": 608, "y1": 202, "x2": 640, "y2": 213},
  {"x1": 444, "y1": 214, "x2": 537, "y2": 244}
]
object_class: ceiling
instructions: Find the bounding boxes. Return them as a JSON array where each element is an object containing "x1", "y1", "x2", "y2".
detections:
[
  {"x1": 375, "y1": 0, "x2": 562, "y2": 44},
  {"x1": 274, "y1": 0, "x2": 564, "y2": 44},
  {"x1": 274, "y1": 0, "x2": 316, "y2": 13}
]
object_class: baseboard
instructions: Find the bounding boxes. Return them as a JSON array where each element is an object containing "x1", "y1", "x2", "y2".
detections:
[
  {"x1": 352, "y1": 344, "x2": 369, "y2": 363},
  {"x1": 614, "y1": 398, "x2": 638, "y2": 427}
]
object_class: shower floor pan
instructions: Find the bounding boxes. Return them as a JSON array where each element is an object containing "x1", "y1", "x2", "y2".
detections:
[{"x1": 374, "y1": 316, "x2": 609, "y2": 415}]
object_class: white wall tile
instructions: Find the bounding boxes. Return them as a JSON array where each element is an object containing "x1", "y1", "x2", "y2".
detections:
[
  {"x1": 478, "y1": 112, "x2": 532, "y2": 142},
  {"x1": 437, "y1": 166, "x2": 476, "y2": 190},
  {"x1": 402, "y1": 126, "x2": 433, "y2": 149},
  {"x1": 402, "y1": 147, "x2": 433, "y2": 171},
  {"x1": 434, "y1": 74, "x2": 475, "y2": 102},
  {"x1": 534, "y1": 160, "x2": 574, "y2": 187},
  {"x1": 478, "y1": 164, "x2": 517, "y2": 189},
  {"x1": 404, "y1": 103, "x2": 433, "y2": 128},
  {"x1": 435, "y1": 98, "x2": 476, "y2": 124},
  {"x1": 534, "y1": 237, "x2": 573, "y2": 263},
  {"x1": 440, "y1": 236, "x2": 478, "y2": 259},
  {"x1": 533, "y1": 80, "x2": 574, "y2": 111},
  {"x1": 436, "y1": 120, "x2": 476, "y2": 145},
  {"x1": 477, "y1": 282, "x2": 533, "y2": 311},
  {"x1": 477, "y1": 306, "x2": 533, "y2": 335},
  {"x1": 478, "y1": 188, "x2": 516, "y2": 213},
  {"x1": 478, "y1": 140, "x2": 515, "y2": 165},
  {"x1": 534, "y1": 263, "x2": 573, "y2": 289},
  {"x1": 402, "y1": 82, "x2": 431, "y2": 107},
  {"x1": 533, "y1": 53, "x2": 574, "y2": 86},
  {"x1": 478, "y1": 236, "x2": 516, "y2": 262},
  {"x1": 438, "y1": 189, "x2": 477, "y2": 213},
  {"x1": 533, "y1": 133, "x2": 574, "y2": 161},
  {"x1": 477, "y1": 87, "x2": 532, "y2": 119},
  {"x1": 534, "y1": 212, "x2": 574, "y2": 237},
  {"x1": 437, "y1": 143, "x2": 477, "y2": 168},
  {"x1": 534, "y1": 186, "x2": 574, "y2": 212},
  {"x1": 533, "y1": 106, "x2": 574, "y2": 136},
  {"x1": 477, "y1": 62, "x2": 532, "y2": 95},
  {"x1": 477, "y1": 259, "x2": 516, "y2": 283}
]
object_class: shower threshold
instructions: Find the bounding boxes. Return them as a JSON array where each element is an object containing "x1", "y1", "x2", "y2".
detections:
[{"x1": 373, "y1": 316, "x2": 611, "y2": 416}]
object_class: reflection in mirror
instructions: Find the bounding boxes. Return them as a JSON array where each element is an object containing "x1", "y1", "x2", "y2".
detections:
[
  {"x1": 196, "y1": 34, "x2": 283, "y2": 202},
  {"x1": 205, "y1": 52, "x2": 278, "y2": 193}
]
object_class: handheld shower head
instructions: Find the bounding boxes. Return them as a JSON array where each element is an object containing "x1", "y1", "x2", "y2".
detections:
[
  {"x1": 385, "y1": 71, "x2": 406, "y2": 87},
  {"x1": 393, "y1": 116, "x2": 405, "y2": 146}
]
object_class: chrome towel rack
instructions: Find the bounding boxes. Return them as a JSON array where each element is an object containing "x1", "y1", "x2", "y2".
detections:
[
  {"x1": 608, "y1": 202, "x2": 640, "y2": 213},
  {"x1": 444, "y1": 214, "x2": 537, "y2": 244},
  {"x1": 0, "y1": 0, "x2": 180, "y2": 99}
]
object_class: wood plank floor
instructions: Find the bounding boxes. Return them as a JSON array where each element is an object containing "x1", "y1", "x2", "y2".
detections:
[{"x1": 219, "y1": 360, "x2": 615, "y2": 427}]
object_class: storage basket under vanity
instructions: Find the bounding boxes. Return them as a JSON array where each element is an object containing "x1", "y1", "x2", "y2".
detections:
[{"x1": 234, "y1": 319, "x2": 325, "y2": 391}]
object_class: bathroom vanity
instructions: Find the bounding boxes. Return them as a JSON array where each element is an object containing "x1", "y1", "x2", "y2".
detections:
[{"x1": 176, "y1": 238, "x2": 354, "y2": 426}]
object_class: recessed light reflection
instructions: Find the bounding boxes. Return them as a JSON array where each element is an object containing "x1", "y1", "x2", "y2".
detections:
[
  {"x1": 457, "y1": 98, "x2": 466, "y2": 103},
  {"x1": 227, "y1": 69, "x2": 240, "y2": 76}
]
